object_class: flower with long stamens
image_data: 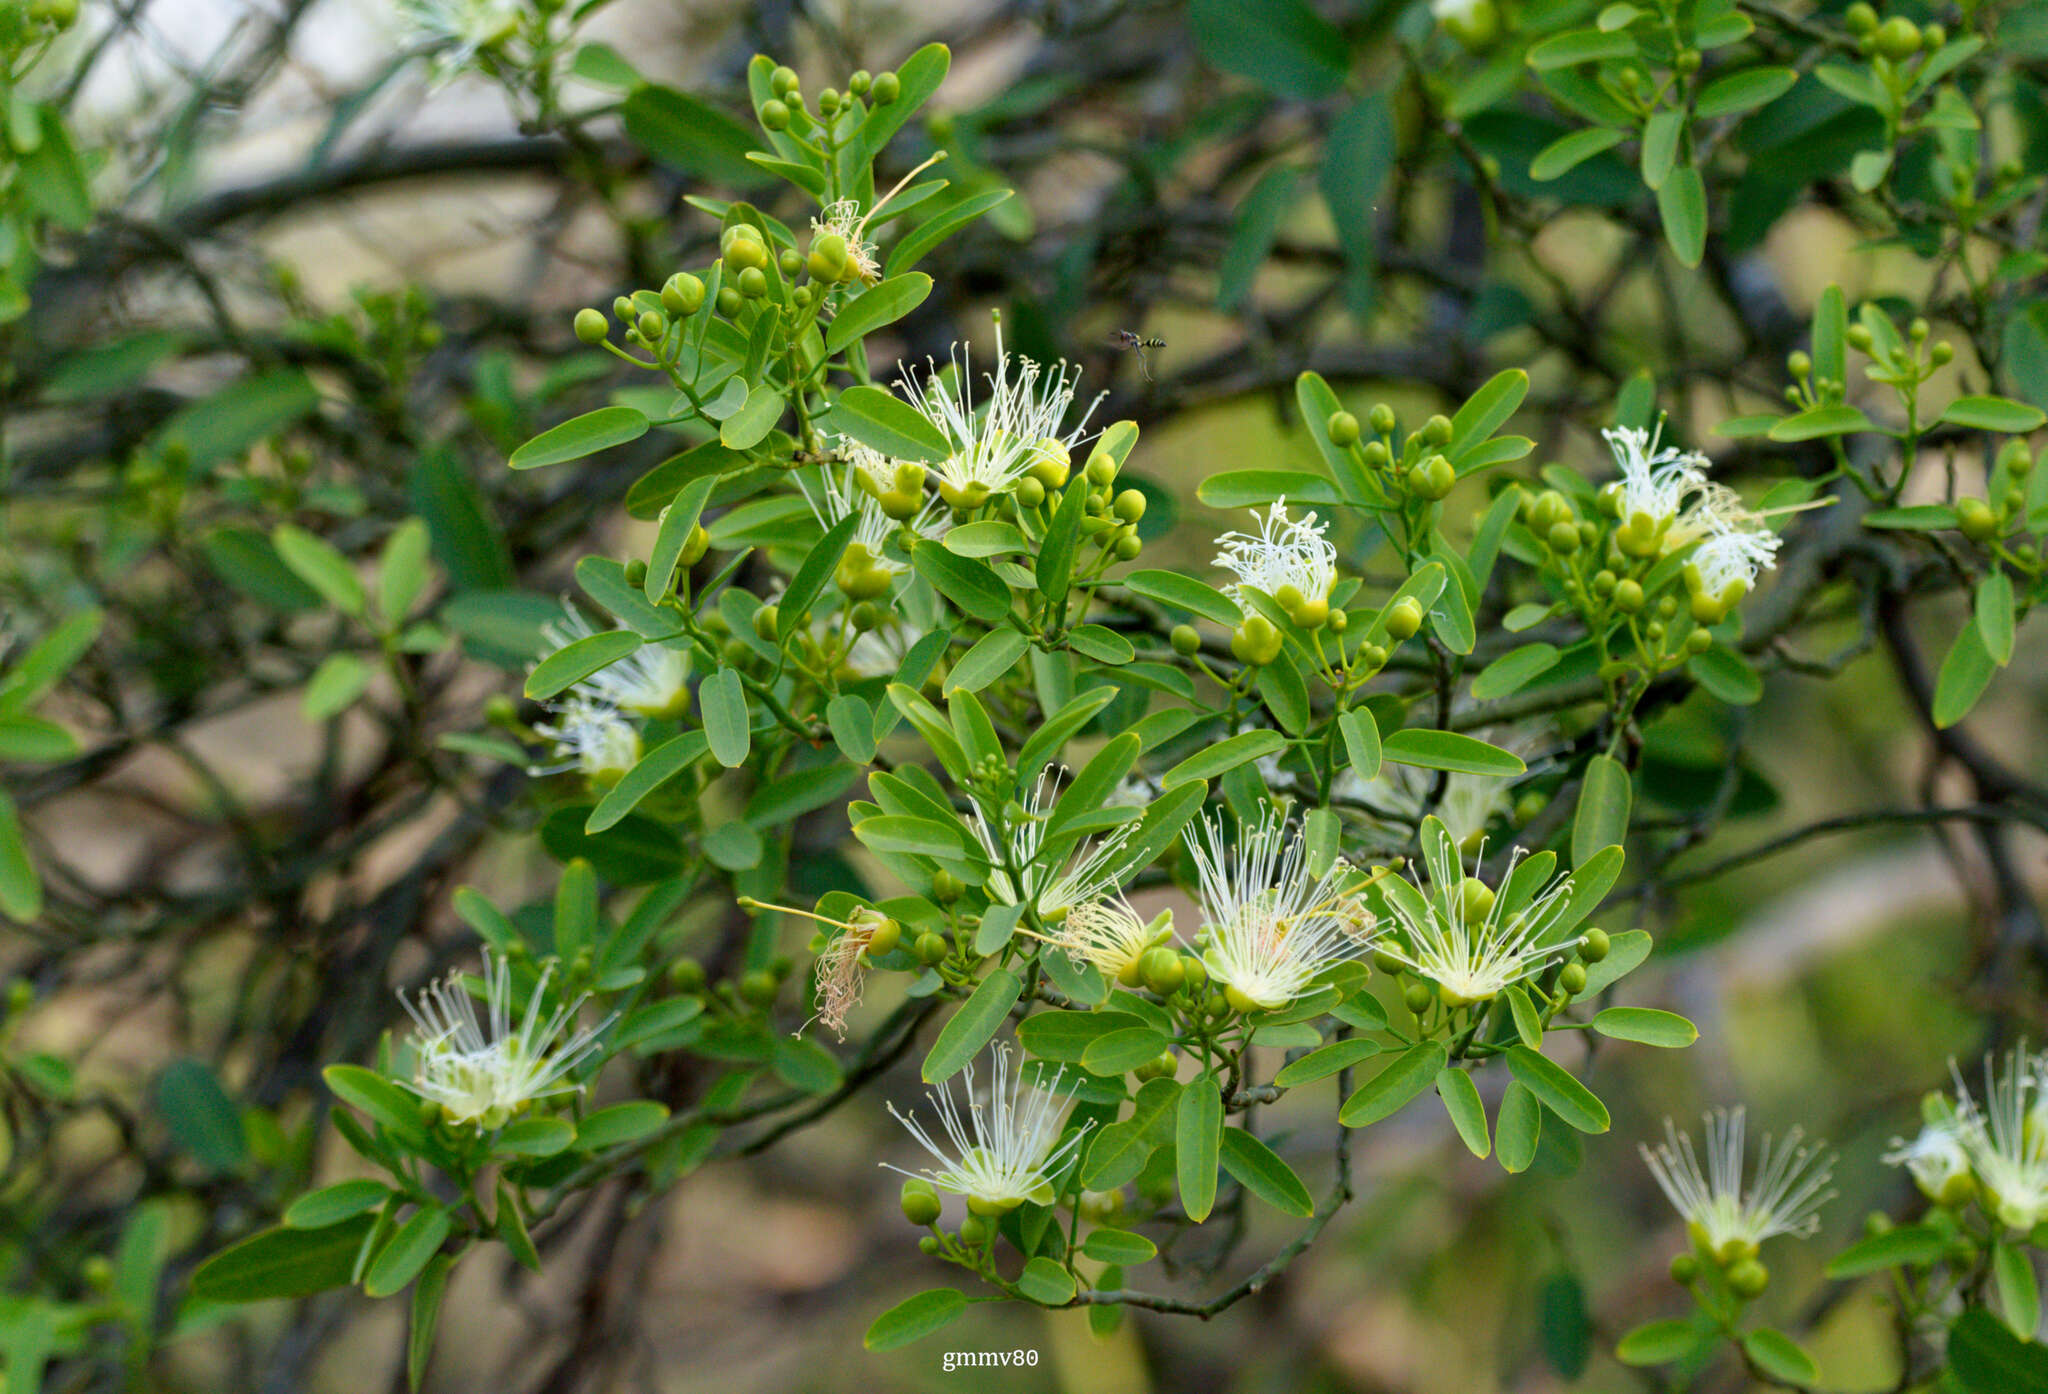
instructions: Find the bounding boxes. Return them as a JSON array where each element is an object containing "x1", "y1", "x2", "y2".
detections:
[
  {"x1": 796, "y1": 455, "x2": 945, "y2": 579},
  {"x1": 1681, "y1": 488, "x2": 1786, "y2": 604},
  {"x1": 1640, "y1": 1107, "x2": 1835, "y2": 1261},
  {"x1": 967, "y1": 769, "x2": 1136, "y2": 920},
  {"x1": 1885, "y1": 1113, "x2": 1975, "y2": 1207},
  {"x1": 537, "y1": 605, "x2": 690, "y2": 719},
  {"x1": 1183, "y1": 810, "x2": 1377, "y2": 1011},
  {"x1": 400, "y1": 951, "x2": 607, "y2": 1128},
  {"x1": 894, "y1": 316, "x2": 1105, "y2": 508},
  {"x1": 531, "y1": 697, "x2": 640, "y2": 783},
  {"x1": 883, "y1": 1043, "x2": 1089, "y2": 1213},
  {"x1": 394, "y1": 0, "x2": 522, "y2": 76},
  {"x1": 1603, "y1": 423, "x2": 1709, "y2": 538},
  {"x1": 1212, "y1": 499, "x2": 1338, "y2": 612},
  {"x1": 1949, "y1": 1048, "x2": 2048, "y2": 1230},
  {"x1": 1374, "y1": 817, "x2": 1581, "y2": 1004},
  {"x1": 1338, "y1": 728, "x2": 1542, "y2": 853},
  {"x1": 1047, "y1": 896, "x2": 1169, "y2": 986}
]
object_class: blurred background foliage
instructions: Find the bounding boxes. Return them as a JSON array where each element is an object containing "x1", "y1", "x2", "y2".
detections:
[{"x1": 4, "y1": 0, "x2": 2048, "y2": 1390}]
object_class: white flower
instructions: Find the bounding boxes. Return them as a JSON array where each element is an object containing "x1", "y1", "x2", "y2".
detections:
[
  {"x1": 1950, "y1": 1049, "x2": 2048, "y2": 1230},
  {"x1": 532, "y1": 696, "x2": 640, "y2": 782},
  {"x1": 400, "y1": 951, "x2": 605, "y2": 1128},
  {"x1": 894, "y1": 317, "x2": 1104, "y2": 506},
  {"x1": 845, "y1": 622, "x2": 921, "y2": 678},
  {"x1": 1641, "y1": 1107, "x2": 1835, "y2": 1260},
  {"x1": 1431, "y1": 0, "x2": 1483, "y2": 20},
  {"x1": 1375, "y1": 819, "x2": 1582, "y2": 1003},
  {"x1": 1183, "y1": 809, "x2": 1375, "y2": 1011},
  {"x1": 796, "y1": 450, "x2": 944, "y2": 576},
  {"x1": 1683, "y1": 491, "x2": 1785, "y2": 599},
  {"x1": 1885, "y1": 1116, "x2": 1974, "y2": 1206},
  {"x1": 394, "y1": 0, "x2": 522, "y2": 74},
  {"x1": 537, "y1": 606, "x2": 689, "y2": 719},
  {"x1": 1213, "y1": 499, "x2": 1338, "y2": 609},
  {"x1": 967, "y1": 769, "x2": 1135, "y2": 919},
  {"x1": 884, "y1": 1043, "x2": 1088, "y2": 1212},
  {"x1": 1048, "y1": 896, "x2": 1167, "y2": 985},
  {"x1": 1603, "y1": 424, "x2": 1709, "y2": 530}
]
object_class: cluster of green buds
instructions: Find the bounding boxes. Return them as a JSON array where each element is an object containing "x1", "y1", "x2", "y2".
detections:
[
  {"x1": 1843, "y1": 3, "x2": 1949, "y2": 65},
  {"x1": 756, "y1": 62, "x2": 904, "y2": 141},
  {"x1": 1957, "y1": 441, "x2": 2035, "y2": 551},
  {"x1": 1328, "y1": 405, "x2": 1460, "y2": 508}
]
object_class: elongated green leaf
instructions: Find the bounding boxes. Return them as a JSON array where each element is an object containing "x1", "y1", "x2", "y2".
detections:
[
  {"x1": 586, "y1": 731, "x2": 709, "y2": 832},
  {"x1": 1496, "y1": 1080, "x2": 1542, "y2": 1172},
  {"x1": 700, "y1": 668, "x2": 751, "y2": 766},
  {"x1": 1437, "y1": 1068, "x2": 1490, "y2": 1158},
  {"x1": 831, "y1": 385, "x2": 950, "y2": 461},
  {"x1": 1530, "y1": 126, "x2": 1627, "y2": 181},
  {"x1": 526, "y1": 630, "x2": 643, "y2": 701},
  {"x1": 1339, "y1": 1041, "x2": 1447, "y2": 1127},
  {"x1": 1188, "y1": 0, "x2": 1348, "y2": 100},
  {"x1": 1572, "y1": 754, "x2": 1631, "y2": 868},
  {"x1": 509, "y1": 406, "x2": 649, "y2": 470},
  {"x1": 1694, "y1": 66, "x2": 1797, "y2": 117},
  {"x1": 1220, "y1": 1126, "x2": 1314, "y2": 1216},
  {"x1": 1943, "y1": 396, "x2": 2047, "y2": 434},
  {"x1": 1338, "y1": 709, "x2": 1382, "y2": 783},
  {"x1": 1123, "y1": 570, "x2": 1241, "y2": 626},
  {"x1": 1505, "y1": 1046, "x2": 1609, "y2": 1133},
  {"x1": 1591, "y1": 1007, "x2": 1696, "y2": 1047},
  {"x1": 922, "y1": 969, "x2": 1022, "y2": 1083},
  {"x1": 1978, "y1": 571, "x2": 2017, "y2": 666},
  {"x1": 1935, "y1": 622, "x2": 1997, "y2": 728},
  {"x1": 285, "y1": 1179, "x2": 392, "y2": 1229},
  {"x1": 1655, "y1": 164, "x2": 1706, "y2": 267},
  {"x1": 191, "y1": 1217, "x2": 376, "y2": 1302},
  {"x1": 1273, "y1": 1036, "x2": 1381, "y2": 1086},
  {"x1": 1381, "y1": 728, "x2": 1525, "y2": 775},
  {"x1": 910, "y1": 543, "x2": 1011, "y2": 625},
  {"x1": 886, "y1": 189, "x2": 1013, "y2": 277},
  {"x1": 1741, "y1": 1330, "x2": 1818, "y2": 1386},
  {"x1": 1162, "y1": 729, "x2": 1286, "y2": 787},
  {"x1": 826, "y1": 273, "x2": 933, "y2": 352},
  {"x1": 158, "y1": 1059, "x2": 247, "y2": 1173},
  {"x1": 273, "y1": 525, "x2": 365, "y2": 616},
  {"x1": 1472, "y1": 642, "x2": 1559, "y2": 700},
  {"x1": 363, "y1": 1205, "x2": 451, "y2": 1299},
  {"x1": 1177, "y1": 1074, "x2": 1224, "y2": 1222},
  {"x1": 864, "y1": 1289, "x2": 967, "y2": 1351},
  {"x1": 1616, "y1": 1318, "x2": 1712, "y2": 1366}
]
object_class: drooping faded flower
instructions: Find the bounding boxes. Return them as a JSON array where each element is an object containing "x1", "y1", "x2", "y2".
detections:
[
  {"x1": 967, "y1": 769, "x2": 1135, "y2": 920},
  {"x1": 894, "y1": 317, "x2": 1104, "y2": 507},
  {"x1": 537, "y1": 605, "x2": 689, "y2": 719},
  {"x1": 1949, "y1": 1048, "x2": 2048, "y2": 1230},
  {"x1": 400, "y1": 951, "x2": 606, "y2": 1128},
  {"x1": 531, "y1": 696, "x2": 640, "y2": 782},
  {"x1": 1641, "y1": 1107, "x2": 1835, "y2": 1261},
  {"x1": 809, "y1": 904, "x2": 901, "y2": 1039},
  {"x1": 1373, "y1": 817, "x2": 1581, "y2": 1005},
  {"x1": 883, "y1": 1044, "x2": 1088, "y2": 1212},
  {"x1": 1183, "y1": 810, "x2": 1376, "y2": 1011},
  {"x1": 1212, "y1": 499, "x2": 1338, "y2": 610}
]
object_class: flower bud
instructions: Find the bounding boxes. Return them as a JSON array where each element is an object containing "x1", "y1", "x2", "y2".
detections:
[
  {"x1": 901, "y1": 1179, "x2": 943, "y2": 1226},
  {"x1": 574, "y1": 308, "x2": 608, "y2": 343},
  {"x1": 1140, "y1": 946, "x2": 1186, "y2": 997},
  {"x1": 1559, "y1": 962, "x2": 1587, "y2": 995},
  {"x1": 771, "y1": 65, "x2": 800, "y2": 96},
  {"x1": 1844, "y1": 1, "x2": 1876, "y2": 33},
  {"x1": 1113, "y1": 489, "x2": 1147, "y2": 523},
  {"x1": 1384, "y1": 596, "x2": 1424, "y2": 640},
  {"x1": 716, "y1": 287, "x2": 743, "y2": 317},
  {"x1": 1670, "y1": 1251, "x2": 1699, "y2": 1284},
  {"x1": 1402, "y1": 981, "x2": 1434, "y2": 1015},
  {"x1": 760, "y1": 98, "x2": 790, "y2": 131},
  {"x1": 739, "y1": 969, "x2": 779, "y2": 1007},
  {"x1": 849, "y1": 70, "x2": 872, "y2": 95},
  {"x1": 636, "y1": 309, "x2": 665, "y2": 342},
  {"x1": 1957, "y1": 497, "x2": 1998, "y2": 542},
  {"x1": 1726, "y1": 1258, "x2": 1770, "y2": 1299},
  {"x1": 737, "y1": 267, "x2": 768, "y2": 299},
  {"x1": 1579, "y1": 927, "x2": 1610, "y2": 962},
  {"x1": 1171, "y1": 624, "x2": 1201, "y2": 656},
  {"x1": 914, "y1": 931, "x2": 949, "y2": 965},
  {"x1": 1328, "y1": 410, "x2": 1361, "y2": 446},
  {"x1": 1874, "y1": 15, "x2": 1921, "y2": 59},
  {"x1": 873, "y1": 71, "x2": 901, "y2": 104}
]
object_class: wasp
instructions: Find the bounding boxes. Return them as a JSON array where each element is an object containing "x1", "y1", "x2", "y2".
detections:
[{"x1": 1109, "y1": 329, "x2": 1165, "y2": 383}]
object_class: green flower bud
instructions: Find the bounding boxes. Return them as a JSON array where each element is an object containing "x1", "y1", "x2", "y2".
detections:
[
  {"x1": 1385, "y1": 596, "x2": 1424, "y2": 640},
  {"x1": 1014, "y1": 476, "x2": 1046, "y2": 509},
  {"x1": 873, "y1": 71, "x2": 901, "y2": 104},
  {"x1": 849, "y1": 70, "x2": 872, "y2": 95},
  {"x1": 1559, "y1": 962, "x2": 1587, "y2": 995},
  {"x1": 1328, "y1": 410, "x2": 1361, "y2": 447},
  {"x1": 1787, "y1": 350, "x2": 1811, "y2": 379},
  {"x1": 1171, "y1": 624, "x2": 1201, "y2": 656},
  {"x1": 1423, "y1": 414, "x2": 1454, "y2": 446},
  {"x1": 1368, "y1": 403, "x2": 1398, "y2": 435},
  {"x1": 901, "y1": 1179, "x2": 943, "y2": 1226},
  {"x1": 1613, "y1": 578, "x2": 1644, "y2": 612},
  {"x1": 752, "y1": 604, "x2": 780, "y2": 641},
  {"x1": 1847, "y1": 323, "x2": 1874, "y2": 353},
  {"x1": 1086, "y1": 455, "x2": 1118, "y2": 488},
  {"x1": 1373, "y1": 948, "x2": 1407, "y2": 975},
  {"x1": 1670, "y1": 1251, "x2": 1700, "y2": 1284},
  {"x1": 725, "y1": 236, "x2": 768, "y2": 272},
  {"x1": 818, "y1": 87, "x2": 840, "y2": 115},
  {"x1": 1547, "y1": 520, "x2": 1581, "y2": 554},
  {"x1": 771, "y1": 65, "x2": 800, "y2": 96},
  {"x1": 636, "y1": 309, "x2": 665, "y2": 341},
  {"x1": 1580, "y1": 927, "x2": 1610, "y2": 962},
  {"x1": 1874, "y1": 15, "x2": 1921, "y2": 59},
  {"x1": 716, "y1": 287, "x2": 743, "y2": 317},
  {"x1": 1113, "y1": 488, "x2": 1147, "y2": 523},
  {"x1": 737, "y1": 267, "x2": 768, "y2": 299},
  {"x1": 1921, "y1": 21, "x2": 1945, "y2": 49},
  {"x1": 678, "y1": 524, "x2": 710, "y2": 567},
  {"x1": 1844, "y1": 1, "x2": 1876, "y2": 33},
  {"x1": 760, "y1": 98, "x2": 790, "y2": 131},
  {"x1": 1957, "y1": 497, "x2": 1999, "y2": 543},
  {"x1": 1402, "y1": 981, "x2": 1434, "y2": 1015},
  {"x1": 739, "y1": 969, "x2": 779, "y2": 1008},
  {"x1": 1726, "y1": 1258, "x2": 1770, "y2": 1299},
  {"x1": 662, "y1": 273, "x2": 706, "y2": 317},
  {"x1": 613, "y1": 296, "x2": 635, "y2": 321},
  {"x1": 1114, "y1": 533, "x2": 1143, "y2": 561},
  {"x1": 914, "y1": 931, "x2": 949, "y2": 965},
  {"x1": 574, "y1": 307, "x2": 609, "y2": 343}
]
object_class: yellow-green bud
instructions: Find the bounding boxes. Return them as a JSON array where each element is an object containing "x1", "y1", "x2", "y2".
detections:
[
  {"x1": 1385, "y1": 596, "x2": 1424, "y2": 640},
  {"x1": 1171, "y1": 624, "x2": 1201, "y2": 656},
  {"x1": 739, "y1": 969, "x2": 779, "y2": 1007},
  {"x1": 760, "y1": 98, "x2": 790, "y2": 131},
  {"x1": 901, "y1": 1179, "x2": 942, "y2": 1225},
  {"x1": 873, "y1": 71, "x2": 900, "y2": 103},
  {"x1": 662, "y1": 273, "x2": 705, "y2": 316},
  {"x1": 1580, "y1": 927, "x2": 1610, "y2": 962},
  {"x1": 574, "y1": 308, "x2": 608, "y2": 343},
  {"x1": 1328, "y1": 411, "x2": 1360, "y2": 447},
  {"x1": 1113, "y1": 489, "x2": 1147, "y2": 523}
]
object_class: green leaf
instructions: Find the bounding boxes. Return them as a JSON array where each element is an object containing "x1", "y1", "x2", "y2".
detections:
[
  {"x1": 1949, "y1": 1308, "x2": 2048, "y2": 1393},
  {"x1": 922, "y1": 969, "x2": 1023, "y2": 1083},
  {"x1": 1572, "y1": 754, "x2": 1631, "y2": 868},
  {"x1": 1592, "y1": 1007, "x2": 1696, "y2": 1047},
  {"x1": 1527, "y1": 30, "x2": 1639, "y2": 69},
  {"x1": 585, "y1": 731, "x2": 709, "y2": 833},
  {"x1": 1176, "y1": 1074, "x2": 1224, "y2": 1222},
  {"x1": 363, "y1": 1205, "x2": 451, "y2": 1299},
  {"x1": 826, "y1": 273, "x2": 933, "y2": 353},
  {"x1": 1082, "y1": 1027, "x2": 1171, "y2": 1077},
  {"x1": 832, "y1": 384, "x2": 950, "y2": 462},
  {"x1": 1935, "y1": 622, "x2": 1997, "y2": 728},
  {"x1": 191, "y1": 1216, "x2": 377, "y2": 1302},
  {"x1": 1187, "y1": 0, "x2": 1349, "y2": 100},
  {"x1": 1196, "y1": 469, "x2": 1341, "y2": 509},
  {"x1": 886, "y1": 189, "x2": 1014, "y2": 277},
  {"x1": 1496, "y1": 1080, "x2": 1542, "y2": 1172},
  {"x1": 509, "y1": 406, "x2": 649, "y2": 470},
  {"x1": 1381, "y1": 728, "x2": 1525, "y2": 776},
  {"x1": 1742, "y1": 1329, "x2": 1818, "y2": 1385},
  {"x1": 1654, "y1": 164, "x2": 1707, "y2": 267},
  {"x1": 771, "y1": 1035, "x2": 845, "y2": 1094},
  {"x1": 1219, "y1": 166, "x2": 1300, "y2": 310},
  {"x1": 1339, "y1": 1041, "x2": 1448, "y2": 1127},
  {"x1": 1530, "y1": 126, "x2": 1628, "y2": 181},
  {"x1": 496, "y1": 1116, "x2": 576, "y2": 1157},
  {"x1": 1123, "y1": 570, "x2": 1242, "y2": 626},
  {"x1": 719, "y1": 384, "x2": 784, "y2": 450},
  {"x1": 943, "y1": 629, "x2": 1028, "y2": 695},
  {"x1": 1437, "y1": 1068, "x2": 1490, "y2": 1158},
  {"x1": 1826, "y1": 1222, "x2": 1948, "y2": 1277},
  {"x1": 1616, "y1": 1318, "x2": 1711, "y2": 1366},
  {"x1": 285, "y1": 1179, "x2": 393, "y2": 1229},
  {"x1": 1768, "y1": 404, "x2": 1873, "y2": 441},
  {"x1": 408, "y1": 1252, "x2": 453, "y2": 1391},
  {"x1": 322, "y1": 1064, "x2": 426, "y2": 1144},
  {"x1": 1016, "y1": 1255, "x2": 1077, "y2": 1304},
  {"x1": 1505, "y1": 1046, "x2": 1609, "y2": 1133},
  {"x1": 157, "y1": 1059, "x2": 247, "y2": 1173},
  {"x1": 1688, "y1": 646, "x2": 1763, "y2": 704},
  {"x1": 779, "y1": 511, "x2": 858, "y2": 640},
  {"x1": 701, "y1": 667, "x2": 751, "y2": 766},
  {"x1": 1640, "y1": 109, "x2": 1682, "y2": 190},
  {"x1": 1038, "y1": 476, "x2": 1089, "y2": 615},
  {"x1": 1694, "y1": 66, "x2": 1797, "y2": 117},
  {"x1": 1978, "y1": 572, "x2": 2017, "y2": 667},
  {"x1": 1257, "y1": 653, "x2": 1310, "y2": 734},
  {"x1": 1081, "y1": 1229, "x2": 1157, "y2": 1265},
  {"x1": 273, "y1": 525, "x2": 366, "y2": 616},
  {"x1": 576, "y1": 1101, "x2": 671, "y2": 1149},
  {"x1": 296, "y1": 654, "x2": 369, "y2": 722},
  {"x1": 410, "y1": 450, "x2": 513, "y2": 592},
  {"x1": 826, "y1": 695, "x2": 878, "y2": 765},
  {"x1": 910, "y1": 542, "x2": 1012, "y2": 625},
  {"x1": 1337, "y1": 709, "x2": 1382, "y2": 784},
  {"x1": 526, "y1": 630, "x2": 643, "y2": 701},
  {"x1": 621, "y1": 84, "x2": 770, "y2": 187},
  {"x1": 375, "y1": 518, "x2": 432, "y2": 627},
  {"x1": 1161, "y1": 729, "x2": 1286, "y2": 787},
  {"x1": 1273, "y1": 1036, "x2": 1382, "y2": 1087},
  {"x1": 1943, "y1": 396, "x2": 2047, "y2": 434},
  {"x1": 2, "y1": 794, "x2": 46, "y2": 919},
  {"x1": 1998, "y1": 1242, "x2": 2043, "y2": 1339},
  {"x1": 1472, "y1": 642, "x2": 1560, "y2": 700},
  {"x1": 865, "y1": 1288, "x2": 969, "y2": 1351},
  {"x1": 1220, "y1": 1126, "x2": 1314, "y2": 1216}
]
